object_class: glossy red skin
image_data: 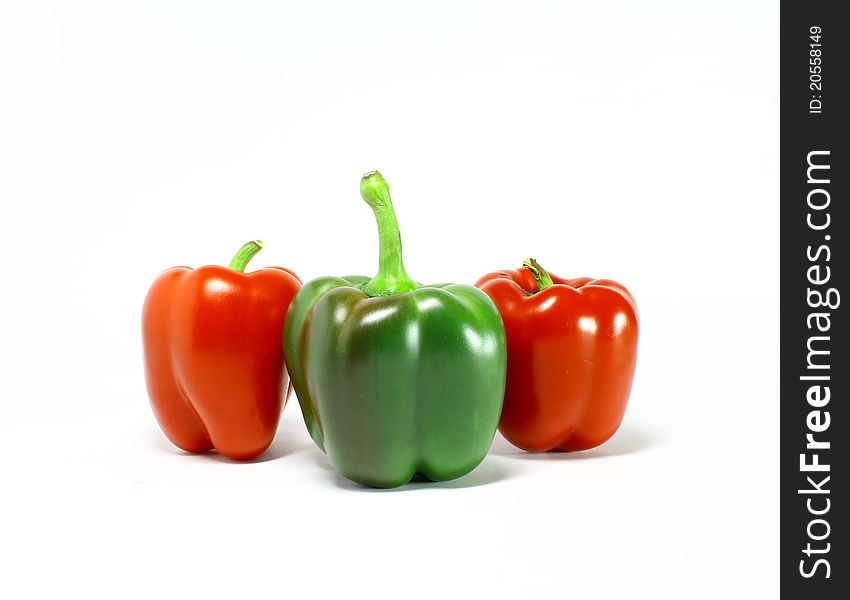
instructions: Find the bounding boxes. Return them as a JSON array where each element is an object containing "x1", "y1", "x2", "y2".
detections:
[
  {"x1": 475, "y1": 268, "x2": 638, "y2": 452},
  {"x1": 142, "y1": 265, "x2": 301, "y2": 460}
]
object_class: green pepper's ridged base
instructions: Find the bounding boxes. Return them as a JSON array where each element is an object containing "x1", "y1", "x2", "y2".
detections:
[{"x1": 284, "y1": 276, "x2": 506, "y2": 488}]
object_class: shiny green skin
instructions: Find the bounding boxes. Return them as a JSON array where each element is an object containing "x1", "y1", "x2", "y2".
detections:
[{"x1": 283, "y1": 275, "x2": 507, "y2": 488}]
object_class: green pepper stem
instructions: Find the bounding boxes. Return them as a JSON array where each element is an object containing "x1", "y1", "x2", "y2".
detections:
[
  {"x1": 359, "y1": 171, "x2": 419, "y2": 297},
  {"x1": 523, "y1": 258, "x2": 554, "y2": 293},
  {"x1": 228, "y1": 240, "x2": 264, "y2": 273}
]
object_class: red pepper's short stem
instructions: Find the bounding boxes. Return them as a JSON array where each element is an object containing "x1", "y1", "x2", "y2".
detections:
[
  {"x1": 523, "y1": 258, "x2": 554, "y2": 293},
  {"x1": 359, "y1": 171, "x2": 419, "y2": 297},
  {"x1": 228, "y1": 240, "x2": 264, "y2": 273}
]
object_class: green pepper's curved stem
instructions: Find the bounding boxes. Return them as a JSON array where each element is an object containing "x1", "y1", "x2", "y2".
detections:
[
  {"x1": 360, "y1": 171, "x2": 419, "y2": 297},
  {"x1": 228, "y1": 240, "x2": 264, "y2": 273},
  {"x1": 523, "y1": 258, "x2": 554, "y2": 293}
]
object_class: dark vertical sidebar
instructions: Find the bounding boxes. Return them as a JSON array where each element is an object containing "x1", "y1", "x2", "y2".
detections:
[{"x1": 781, "y1": 1, "x2": 848, "y2": 596}]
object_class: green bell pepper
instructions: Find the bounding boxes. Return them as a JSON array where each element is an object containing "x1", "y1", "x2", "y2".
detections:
[{"x1": 284, "y1": 171, "x2": 507, "y2": 488}]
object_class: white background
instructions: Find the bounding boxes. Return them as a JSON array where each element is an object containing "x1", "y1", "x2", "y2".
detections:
[{"x1": 0, "y1": 1, "x2": 778, "y2": 598}]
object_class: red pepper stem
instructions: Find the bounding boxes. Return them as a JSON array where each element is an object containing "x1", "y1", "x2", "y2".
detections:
[
  {"x1": 359, "y1": 171, "x2": 420, "y2": 297},
  {"x1": 523, "y1": 258, "x2": 554, "y2": 293},
  {"x1": 228, "y1": 240, "x2": 264, "y2": 273}
]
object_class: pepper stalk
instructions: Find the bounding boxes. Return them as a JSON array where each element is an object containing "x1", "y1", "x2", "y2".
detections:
[
  {"x1": 359, "y1": 171, "x2": 420, "y2": 297},
  {"x1": 523, "y1": 258, "x2": 554, "y2": 293},
  {"x1": 228, "y1": 240, "x2": 264, "y2": 273}
]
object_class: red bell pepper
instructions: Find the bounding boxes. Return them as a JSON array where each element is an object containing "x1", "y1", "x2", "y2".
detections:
[
  {"x1": 475, "y1": 259, "x2": 639, "y2": 452},
  {"x1": 142, "y1": 241, "x2": 301, "y2": 460}
]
